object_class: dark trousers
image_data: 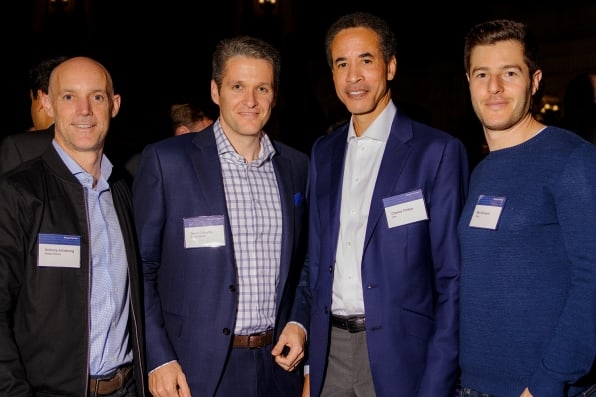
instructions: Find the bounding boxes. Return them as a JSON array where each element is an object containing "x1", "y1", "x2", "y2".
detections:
[{"x1": 214, "y1": 344, "x2": 302, "y2": 397}]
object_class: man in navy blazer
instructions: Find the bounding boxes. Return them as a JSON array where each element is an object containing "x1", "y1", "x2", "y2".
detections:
[
  {"x1": 286, "y1": 12, "x2": 469, "y2": 397},
  {"x1": 132, "y1": 36, "x2": 308, "y2": 397}
]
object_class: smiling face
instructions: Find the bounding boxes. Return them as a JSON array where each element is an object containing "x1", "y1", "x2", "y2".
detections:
[
  {"x1": 467, "y1": 39, "x2": 541, "y2": 134},
  {"x1": 330, "y1": 26, "x2": 396, "y2": 133},
  {"x1": 43, "y1": 57, "x2": 120, "y2": 157},
  {"x1": 210, "y1": 55, "x2": 275, "y2": 141}
]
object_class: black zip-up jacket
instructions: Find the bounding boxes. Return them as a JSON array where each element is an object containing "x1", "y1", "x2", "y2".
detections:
[{"x1": 0, "y1": 145, "x2": 146, "y2": 396}]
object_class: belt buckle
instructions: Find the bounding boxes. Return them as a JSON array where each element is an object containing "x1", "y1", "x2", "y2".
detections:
[
  {"x1": 248, "y1": 330, "x2": 271, "y2": 348},
  {"x1": 347, "y1": 316, "x2": 365, "y2": 332},
  {"x1": 89, "y1": 365, "x2": 132, "y2": 395},
  {"x1": 233, "y1": 329, "x2": 273, "y2": 349}
]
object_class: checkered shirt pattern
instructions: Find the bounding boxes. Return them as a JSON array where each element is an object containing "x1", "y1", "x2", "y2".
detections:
[{"x1": 214, "y1": 122, "x2": 282, "y2": 335}]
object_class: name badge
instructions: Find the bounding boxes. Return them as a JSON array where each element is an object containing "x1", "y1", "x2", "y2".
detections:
[
  {"x1": 184, "y1": 215, "x2": 225, "y2": 248},
  {"x1": 469, "y1": 195, "x2": 506, "y2": 230},
  {"x1": 38, "y1": 233, "x2": 81, "y2": 268},
  {"x1": 383, "y1": 189, "x2": 428, "y2": 228}
]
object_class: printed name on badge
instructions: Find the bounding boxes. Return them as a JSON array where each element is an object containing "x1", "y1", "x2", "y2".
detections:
[
  {"x1": 184, "y1": 215, "x2": 226, "y2": 248},
  {"x1": 383, "y1": 189, "x2": 429, "y2": 228},
  {"x1": 38, "y1": 233, "x2": 81, "y2": 268},
  {"x1": 469, "y1": 195, "x2": 506, "y2": 230}
]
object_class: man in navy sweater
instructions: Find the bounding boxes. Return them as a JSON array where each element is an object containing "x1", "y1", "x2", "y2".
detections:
[{"x1": 457, "y1": 19, "x2": 596, "y2": 397}]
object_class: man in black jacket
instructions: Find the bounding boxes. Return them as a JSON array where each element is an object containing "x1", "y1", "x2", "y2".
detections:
[
  {"x1": 0, "y1": 56, "x2": 67, "y2": 174},
  {"x1": 0, "y1": 125, "x2": 53, "y2": 174},
  {"x1": 27, "y1": 55, "x2": 69, "y2": 132},
  {"x1": 0, "y1": 56, "x2": 147, "y2": 396}
]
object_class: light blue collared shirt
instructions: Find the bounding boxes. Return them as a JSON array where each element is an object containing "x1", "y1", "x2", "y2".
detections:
[{"x1": 53, "y1": 141, "x2": 132, "y2": 376}]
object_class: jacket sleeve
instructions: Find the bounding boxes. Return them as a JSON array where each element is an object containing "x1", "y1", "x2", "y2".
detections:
[
  {"x1": 529, "y1": 143, "x2": 596, "y2": 396},
  {"x1": 0, "y1": 178, "x2": 33, "y2": 395},
  {"x1": 132, "y1": 144, "x2": 178, "y2": 371},
  {"x1": 416, "y1": 137, "x2": 469, "y2": 397},
  {"x1": 0, "y1": 135, "x2": 24, "y2": 175}
]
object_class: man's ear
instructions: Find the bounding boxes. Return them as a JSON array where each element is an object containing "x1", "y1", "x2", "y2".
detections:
[
  {"x1": 111, "y1": 94, "x2": 122, "y2": 118},
  {"x1": 531, "y1": 69, "x2": 543, "y2": 96},
  {"x1": 211, "y1": 80, "x2": 220, "y2": 105},
  {"x1": 41, "y1": 93, "x2": 53, "y2": 117},
  {"x1": 387, "y1": 55, "x2": 397, "y2": 82},
  {"x1": 33, "y1": 91, "x2": 46, "y2": 111}
]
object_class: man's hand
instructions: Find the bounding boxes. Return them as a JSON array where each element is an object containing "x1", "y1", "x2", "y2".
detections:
[
  {"x1": 148, "y1": 361, "x2": 192, "y2": 397},
  {"x1": 272, "y1": 323, "x2": 306, "y2": 371}
]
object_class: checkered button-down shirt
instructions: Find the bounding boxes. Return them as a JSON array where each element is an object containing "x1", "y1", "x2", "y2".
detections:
[{"x1": 214, "y1": 121, "x2": 282, "y2": 335}]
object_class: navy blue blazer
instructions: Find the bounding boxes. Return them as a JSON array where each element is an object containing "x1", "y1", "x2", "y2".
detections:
[
  {"x1": 132, "y1": 126, "x2": 308, "y2": 396},
  {"x1": 292, "y1": 108, "x2": 469, "y2": 397}
]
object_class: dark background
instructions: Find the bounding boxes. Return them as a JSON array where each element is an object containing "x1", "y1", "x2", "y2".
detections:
[{"x1": 4, "y1": 0, "x2": 596, "y2": 168}]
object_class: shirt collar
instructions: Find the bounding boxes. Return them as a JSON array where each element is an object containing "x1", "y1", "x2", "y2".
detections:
[
  {"x1": 214, "y1": 119, "x2": 276, "y2": 164},
  {"x1": 347, "y1": 100, "x2": 397, "y2": 143},
  {"x1": 52, "y1": 139, "x2": 112, "y2": 189}
]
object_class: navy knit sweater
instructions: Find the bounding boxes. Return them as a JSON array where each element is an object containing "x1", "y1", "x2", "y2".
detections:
[{"x1": 458, "y1": 127, "x2": 596, "y2": 397}]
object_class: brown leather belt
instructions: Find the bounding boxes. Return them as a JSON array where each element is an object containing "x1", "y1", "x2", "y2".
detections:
[
  {"x1": 331, "y1": 314, "x2": 366, "y2": 333},
  {"x1": 89, "y1": 364, "x2": 133, "y2": 395},
  {"x1": 233, "y1": 329, "x2": 274, "y2": 348}
]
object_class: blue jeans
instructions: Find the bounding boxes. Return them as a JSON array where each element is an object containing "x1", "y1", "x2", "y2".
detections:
[
  {"x1": 461, "y1": 385, "x2": 596, "y2": 397},
  {"x1": 460, "y1": 388, "x2": 498, "y2": 397}
]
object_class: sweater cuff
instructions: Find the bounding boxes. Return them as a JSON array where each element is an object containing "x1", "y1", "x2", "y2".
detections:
[{"x1": 529, "y1": 368, "x2": 565, "y2": 397}]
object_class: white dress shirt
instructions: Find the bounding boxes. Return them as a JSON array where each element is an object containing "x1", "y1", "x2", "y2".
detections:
[{"x1": 331, "y1": 101, "x2": 396, "y2": 316}]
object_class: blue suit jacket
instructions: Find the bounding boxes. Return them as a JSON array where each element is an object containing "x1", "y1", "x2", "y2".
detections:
[
  {"x1": 132, "y1": 126, "x2": 308, "y2": 396},
  {"x1": 293, "y1": 108, "x2": 469, "y2": 397}
]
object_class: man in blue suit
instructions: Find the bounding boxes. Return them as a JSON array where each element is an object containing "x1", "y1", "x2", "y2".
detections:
[
  {"x1": 132, "y1": 36, "x2": 308, "y2": 397},
  {"x1": 285, "y1": 12, "x2": 469, "y2": 397}
]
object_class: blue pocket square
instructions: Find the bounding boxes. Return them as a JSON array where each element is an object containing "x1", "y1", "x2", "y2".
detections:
[{"x1": 294, "y1": 192, "x2": 303, "y2": 206}]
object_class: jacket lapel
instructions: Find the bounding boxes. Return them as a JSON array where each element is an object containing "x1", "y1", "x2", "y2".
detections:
[
  {"x1": 364, "y1": 111, "x2": 413, "y2": 248},
  {"x1": 189, "y1": 129, "x2": 228, "y2": 216},
  {"x1": 273, "y1": 149, "x2": 294, "y2": 291},
  {"x1": 324, "y1": 128, "x2": 348, "y2": 246}
]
